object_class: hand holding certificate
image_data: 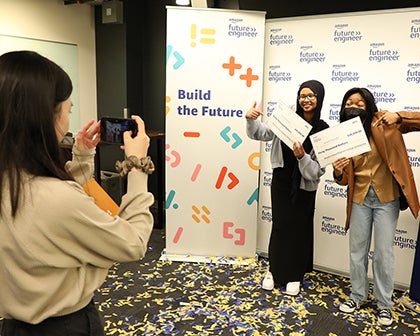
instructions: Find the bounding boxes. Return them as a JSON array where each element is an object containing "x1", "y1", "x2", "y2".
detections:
[
  {"x1": 310, "y1": 117, "x2": 371, "y2": 167},
  {"x1": 264, "y1": 100, "x2": 312, "y2": 150}
]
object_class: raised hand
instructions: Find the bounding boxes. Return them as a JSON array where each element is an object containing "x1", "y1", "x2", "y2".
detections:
[{"x1": 74, "y1": 120, "x2": 101, "y2": 150}]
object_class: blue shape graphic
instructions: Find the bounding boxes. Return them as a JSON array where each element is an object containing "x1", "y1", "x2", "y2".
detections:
[
  {"x1": 172, "y1": 51, "x2": 185, "y2": 69},
  {"x1": 220, "y1": 126, "x2": 231, "y2": 142},
  {"x1": 247, "y1": 188, "x2": 259, "y2": 205},
  {"x1": 166, "y1": 190, "x2": 178, "y2": 209},
  {"x1": 166, "y1": 45, "x2": 173, "y2": 63},
  {"x1": 231, "y1": 132, "x2": 242, "y2": 149},
  {"x1": 166, "y1": 45, "x2": 185, "y2": 70},
  {"x1": 220, "y1": 126, "x2": 243, "y2": 149}
]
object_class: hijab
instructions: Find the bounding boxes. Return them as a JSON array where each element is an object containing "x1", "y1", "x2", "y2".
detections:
[
  {"x1": 295, "y1": 80, "x2": 329, "y2": 153},
  {"x1": 290, "y1": 80, "x2": 329, "y2": 203}
]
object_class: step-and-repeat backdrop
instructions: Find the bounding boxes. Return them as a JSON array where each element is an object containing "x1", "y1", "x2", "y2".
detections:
[
  {"x1": 258, "y1": 8, "x2": 420, "y2": 287},
  {"x1": 165, "y1": 6, "x2": 420, "y2": 287}
]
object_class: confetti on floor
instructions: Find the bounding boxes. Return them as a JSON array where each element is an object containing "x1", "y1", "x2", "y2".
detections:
[{"x1": 95, "y1": 229, "x2": 420, "y2": 336}]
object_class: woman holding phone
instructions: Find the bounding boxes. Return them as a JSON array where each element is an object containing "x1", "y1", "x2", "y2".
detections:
[{"x1": 0, "y1": 50, "x2": 154, "y2": 335}]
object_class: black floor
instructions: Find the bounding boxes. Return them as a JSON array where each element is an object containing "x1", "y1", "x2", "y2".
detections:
[
  {"x1": 1, "y1": 228, "x2": 418, "y2": 335},
  {"x1": 94, "y1": 229, "x2": 420, "y2": 335}
]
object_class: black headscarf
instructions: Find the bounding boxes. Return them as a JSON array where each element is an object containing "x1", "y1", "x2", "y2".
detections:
[
  {"x1": 290, "y1": 80, "x2": 329, "y2": 203},
  {"x1": 296, "y1": 80, "x2": 329, "y2": 153}
]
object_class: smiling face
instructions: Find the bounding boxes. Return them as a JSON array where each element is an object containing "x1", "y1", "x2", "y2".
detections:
[{"x1": 298, "y1": 87, "x2": 317, "y2": 122}]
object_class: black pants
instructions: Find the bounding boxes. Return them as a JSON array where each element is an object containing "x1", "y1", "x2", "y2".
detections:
[
  {"x1": 1, "y1": 300, "x2": 105, "y2": 336},
  {"x1": 269, "y1": 167, "x2": 316, "y2": 286}
]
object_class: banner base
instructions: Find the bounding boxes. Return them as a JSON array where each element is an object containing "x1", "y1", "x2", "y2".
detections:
[
  {"x1": 160, "y1": 249, "x2": 257, "y2": 265},
  {"x1": 256, "y1": 249, "x2": 268, "y2": 258}
]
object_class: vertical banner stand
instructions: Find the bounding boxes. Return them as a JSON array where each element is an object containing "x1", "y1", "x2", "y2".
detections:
[{"x1": 163, "y1": 7, "x2": 266, "y2": 264}]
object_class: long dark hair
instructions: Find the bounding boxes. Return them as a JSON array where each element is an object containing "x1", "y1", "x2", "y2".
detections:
[
  {"x1": 0, "y1": 50, "x2": 73, "y2": 217},
  {"x1": 339, "y1": 87, "x2": 378, "y2": 138}
]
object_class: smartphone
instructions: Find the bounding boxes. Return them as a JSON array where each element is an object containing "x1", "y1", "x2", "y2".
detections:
[{"x1": 100, "y1": 117, "x2": 138, "y2": 144}]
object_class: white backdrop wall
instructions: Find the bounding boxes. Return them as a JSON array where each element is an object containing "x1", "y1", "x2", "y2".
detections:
[
  {"x1": 257, "y1": 8, "x2": 420, "y2": 288},
  {"x1": 0, "y1": 0, "x2": 96, "y2": 133},
  {"x1": 165, "y1": 7, "x2": 265, "y2": 259}
]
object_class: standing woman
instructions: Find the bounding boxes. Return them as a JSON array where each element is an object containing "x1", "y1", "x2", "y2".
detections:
[
  {"x1": 332, "y1": 87, "x2": 420, "y2": 326},
  {"x1": 0, "y1": 51, "x2": 154, "y2": 335},
  {"x1": 246, "y1": 80, "x2": 329, "y2": 295}
]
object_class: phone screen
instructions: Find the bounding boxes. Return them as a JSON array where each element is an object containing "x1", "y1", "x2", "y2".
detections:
[{"x1": 100, "y1": 117, "x2": 138, "y2": 144}]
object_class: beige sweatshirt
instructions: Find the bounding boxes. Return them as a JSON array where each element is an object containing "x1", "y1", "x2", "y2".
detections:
[{"x1": 0, "y1": 147, "x2": 154, "y2": 324}]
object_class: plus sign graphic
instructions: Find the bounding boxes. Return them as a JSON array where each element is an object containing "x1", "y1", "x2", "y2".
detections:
[
  {"x1": 222, "y1": 56, "x2": 242, "y2": 76},
  {"x1": 240, "y1": 67, "x2": 259, "y2": 87},
  {"x1": 222, "y1": 56, "x2": 259, "y2": 87}
]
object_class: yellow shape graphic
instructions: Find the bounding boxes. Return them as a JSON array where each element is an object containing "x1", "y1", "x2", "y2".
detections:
[
  {"x1": 191, "y1": 205, "x2": 211, "y2": 224},
  {"x1": 166, "y1": 96, "x2": 171, "y2": 115},
  {"x1": 190, "y1": 24, "x2": 197, "y2": 47},
  {"x1": 248, "y1": 152, "x2": 260, "y2": 170},
  {"x1": 200, "y1": 28, "x2": 216, "y2": 44}
]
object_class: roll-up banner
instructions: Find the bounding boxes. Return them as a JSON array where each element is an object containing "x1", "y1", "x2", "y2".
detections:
[
  {"x1": 259, "y1": 8, "x2": 420, "y2": 288},
  {"x1": 164, "y1": 7, "x2": 266, "y2": 261}
]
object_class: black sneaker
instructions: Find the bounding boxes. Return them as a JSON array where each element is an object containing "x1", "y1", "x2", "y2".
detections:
[
  {"x1": 377, "y1": 308, "x2": 393, "y2": 326},
  {"x1": 339, "y1": 299, "x2": 359, "y2": 313}
]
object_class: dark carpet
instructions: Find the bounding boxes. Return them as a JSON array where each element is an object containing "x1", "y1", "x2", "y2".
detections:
[{"x1": 95, "y1": 229, "x2": 420, "y2": 335}]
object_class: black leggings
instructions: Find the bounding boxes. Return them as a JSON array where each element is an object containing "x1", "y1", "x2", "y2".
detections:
[{"x1": 1, "y1": 300, "x2": 105, "y2": 336}]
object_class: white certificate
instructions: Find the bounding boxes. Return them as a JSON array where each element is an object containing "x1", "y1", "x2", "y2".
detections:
[
  {"x1": 310, "y1": 116, "x2": 371, "y2": 167},
  {"x1": 264, "y1": 100, "x2": 312, "y2": 150}
]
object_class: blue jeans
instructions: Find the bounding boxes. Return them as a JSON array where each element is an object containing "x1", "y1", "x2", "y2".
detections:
[{"x1": 348, "y1": 185, "x2": 399, "y2": 309}]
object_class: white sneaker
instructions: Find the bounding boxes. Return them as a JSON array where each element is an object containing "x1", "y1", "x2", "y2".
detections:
[
  {"x1": 377, "y1": 308, "x2": 393, "y2": 326},
  {"x1": 339, "y1": 298, "x2": 359, "y2": 313},
  {"x1": 261, "y1": 271, "x2": 274, "y2": 290},
  {"x1": 285, "y1": 281, "x2": 300, "y2": 296}
]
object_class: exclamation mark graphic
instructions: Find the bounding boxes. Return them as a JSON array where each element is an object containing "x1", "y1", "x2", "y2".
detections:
[
  {"x1": 166, "y1": 96, "x2": 171, "y2": 115},
  {"x1": 191, "y1": 24, "x2": 197, "y2": 47}
]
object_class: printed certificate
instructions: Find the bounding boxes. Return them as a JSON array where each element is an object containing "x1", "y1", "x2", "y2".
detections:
[
  {"x1": 310, "y1": 117, "x2": 371, "y2": 167},
  {"x1": 264, "y1": 100, "x2": 312, "y2": 150}
]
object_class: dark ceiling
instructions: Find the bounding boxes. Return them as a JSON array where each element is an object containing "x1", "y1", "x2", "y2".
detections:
[{"x1": 67, "y1": 0, "x2": 420, "y2": 19}]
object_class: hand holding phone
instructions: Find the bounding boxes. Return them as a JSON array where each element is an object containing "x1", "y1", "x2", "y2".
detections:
[
  {"x1": 122, "y1": 116, "x2": 150, "y2": 158},
  {"x1": 100, "y1": 117, "x2": 138, "y2": 145}
]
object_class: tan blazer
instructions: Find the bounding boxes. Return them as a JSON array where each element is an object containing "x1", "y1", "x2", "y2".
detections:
[{"x1": 335, "y1": 111, "x2": 420, "y2": 230}]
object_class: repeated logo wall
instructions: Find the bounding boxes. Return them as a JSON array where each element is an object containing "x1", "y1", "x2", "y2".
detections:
[{"x1": 259, "y1": 8, "x2": 420, "y2": 287}]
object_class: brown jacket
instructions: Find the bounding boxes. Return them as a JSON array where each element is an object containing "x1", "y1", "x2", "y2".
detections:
[{"x1": 334, "y1": 111, "x2": 420, "y2": 230}]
